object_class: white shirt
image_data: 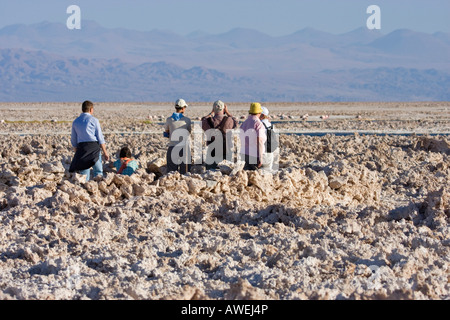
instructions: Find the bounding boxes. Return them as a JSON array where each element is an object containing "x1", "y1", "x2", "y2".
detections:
[{"x1": 262, "y1": 118, "x2": 272, "y2": 128}]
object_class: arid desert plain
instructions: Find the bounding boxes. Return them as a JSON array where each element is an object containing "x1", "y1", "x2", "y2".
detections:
[{"x1": 0, "y1": 101, "x2": 449, "y2": 300}]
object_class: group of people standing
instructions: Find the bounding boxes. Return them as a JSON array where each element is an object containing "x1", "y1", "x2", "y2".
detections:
[
  {"x1": 163, "y1": 99, "x2": 278, "y2": 174},
  {"x1": 69, "y1": 99, "x2": 278, "y2": 181}
]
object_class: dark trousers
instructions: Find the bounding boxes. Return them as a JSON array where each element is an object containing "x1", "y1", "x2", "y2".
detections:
[
  {"x1": 243, "y1": 154, "x2": 259, "y2": 171},
  {"x1": 69, "y1": 141, "x2": 100, "y2": 173},
  {"x1": 167, "y1": 146, "x2": 191, "y2": 174},
  {"x1": 205, "y1": 141, "x2": 227, "y2": 170}
]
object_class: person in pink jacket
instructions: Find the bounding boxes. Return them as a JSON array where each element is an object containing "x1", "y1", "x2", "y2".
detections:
[{"x1": 239, "y1": 102, "x2": 267, "y2": 170}]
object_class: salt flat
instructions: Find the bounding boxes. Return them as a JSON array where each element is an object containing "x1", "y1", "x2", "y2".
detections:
[{"x1": 0, "y1": 102, "x2": 448, "y2": 300}]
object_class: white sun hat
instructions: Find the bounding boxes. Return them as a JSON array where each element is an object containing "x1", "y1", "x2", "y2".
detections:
[{"x1": 175, "y1": 99, "x2": 188, "y2": 108}]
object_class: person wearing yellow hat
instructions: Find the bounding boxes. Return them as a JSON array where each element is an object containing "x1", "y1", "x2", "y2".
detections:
[{"x1": 239, "y1": 102, "x2": 267, "y2": 170}]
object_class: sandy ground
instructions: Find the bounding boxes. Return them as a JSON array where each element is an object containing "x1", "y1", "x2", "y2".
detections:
[{"x1": 0, "y1": 102, "x2": 449, "y2": 300}]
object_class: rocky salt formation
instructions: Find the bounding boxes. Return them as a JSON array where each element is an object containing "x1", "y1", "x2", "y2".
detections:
[{"x1": 0, "y1": 106, "x2": 449, "y2": 300}]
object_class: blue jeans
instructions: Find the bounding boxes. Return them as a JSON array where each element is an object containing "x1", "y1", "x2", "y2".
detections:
[{"x1": 79, "y1": 153, "x2": 103, "y2": 181}]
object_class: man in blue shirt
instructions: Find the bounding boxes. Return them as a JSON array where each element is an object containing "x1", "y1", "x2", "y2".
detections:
[{"x1": 69, "y1": 101, "x2": 110, "y2": 180}]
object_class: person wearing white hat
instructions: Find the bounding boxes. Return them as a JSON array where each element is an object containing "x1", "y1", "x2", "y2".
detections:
[
  {"x1": 260, "y1": 106, "x2": 278, "y2": 172},
  {"x1": 260, "y1": 106, "x2": 271, "y2": 127},
  {"x1": 164, "y1": 99, "x2": 192, "y2": 174}
]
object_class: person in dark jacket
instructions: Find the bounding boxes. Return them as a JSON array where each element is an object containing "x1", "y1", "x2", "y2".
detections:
[{"x1": 201, "y1": 100, "x2": 238, "y2": 170}]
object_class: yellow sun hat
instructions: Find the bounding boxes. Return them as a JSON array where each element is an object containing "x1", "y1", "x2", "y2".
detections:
[{"x1": 249, "y1": 102, "x2": 262, "y2": 114}]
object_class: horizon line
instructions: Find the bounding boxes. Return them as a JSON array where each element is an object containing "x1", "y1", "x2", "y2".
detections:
[{"x1": 3, "y1": 19, "x2": 450, "y2": 38}]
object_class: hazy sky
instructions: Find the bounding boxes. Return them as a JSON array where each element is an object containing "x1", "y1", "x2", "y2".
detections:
[{"x1": 0, "y1": 0, "x2": 449, "y2": 35}]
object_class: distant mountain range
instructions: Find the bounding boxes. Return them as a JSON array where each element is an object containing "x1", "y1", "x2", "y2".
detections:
[{"x1": 0, "y1": 21, "x2": 449, "y2": 102}]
